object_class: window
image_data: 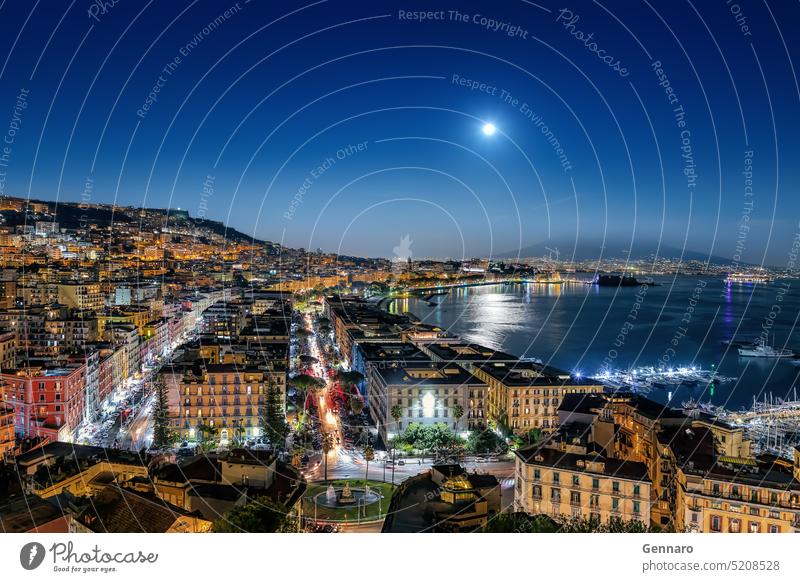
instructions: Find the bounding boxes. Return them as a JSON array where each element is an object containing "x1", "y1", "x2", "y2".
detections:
[
  {"x1": 552, "y1": 472, "x2": 560, "y2": 484},
  {"x1": 551, "y1": 488, "x2": 561, "y2": 502},
  {"x1": 532, "y1": 485, "x2": 542, "y2": 499},
  {"x1": 572, "y1": 475, "x2": 580, "y2": 487},
  {"x1": 633, "y1": 501, "x2": 641, "y2": 515},
  {"x1": 612, "y1": 498, "x2": 619, "y2": 511},
  {"x1": 691, "y1": 512, "x2": 698, "y2": 524},
  {"x1": 768, "y1": 525, "x2": 779, "y2": 533},
  {"x1": 534, "y1": 469, "x2": 540, "y2": 481},
  {"x1": 710, "y1": 515, "x2": 721, "y2": 532},
  {"x1": 570, "y1": 491, "x2": 581, "y2": 505},
  {"x1": 592, "y1": 478, "x2": 600, "y2": 490},
  {"x1": 729, "y1": 518, "x2": 741, "y2": 533},
  {"x1": 612, "y1": 481, "x2": 620, "y2": 493},
  {"x1": 748, "y1": 522, "x2": 759, "y2": 533}
]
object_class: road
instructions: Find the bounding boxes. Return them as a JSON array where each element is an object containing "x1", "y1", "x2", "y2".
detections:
[
  {"x1": 74, "y1": 330, "x2": 197, "y2": 450},
  {"x1": 297, "y1": 309, "x2": 517, "y2": 508}
]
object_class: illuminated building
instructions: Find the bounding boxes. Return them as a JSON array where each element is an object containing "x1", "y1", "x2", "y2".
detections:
[
  {"x1": 369, "y1": 360, "x2": 487, "y2": 442},
  {"x1": 170, "y1": 364, "x2": 272, "y2": 442},
  {"x1": 57, "y1": 282, "x2": 104, "y2": 312},
  {"x1": 515, "y1": 444, "x2": 652, "y2": 525},
  {"x1": 472, "y1": 360, "x2": 603, "y2": 434},
  {"x1": 0, "y1": 363, "x2": 87, "y2": 441}
]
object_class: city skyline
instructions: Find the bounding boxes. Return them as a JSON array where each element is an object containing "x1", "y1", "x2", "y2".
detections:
[{"x1": 3, "y1": 0, "x2": 800, "y2": 556}]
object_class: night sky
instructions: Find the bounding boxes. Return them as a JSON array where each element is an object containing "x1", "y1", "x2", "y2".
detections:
[{"x1": 0, "y1": 0, "x2": 798, "y2": 265}]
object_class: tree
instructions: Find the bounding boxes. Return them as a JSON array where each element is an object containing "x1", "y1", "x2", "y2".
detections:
[
  {"x1": 393, "y1": 423, "x2": 461, "y2": 451},
  {"x1": 481, "y1": 513, "x2": 559, "y2": 533},
  {"x1": 390, "y1": 403, "x2": 403, "y2": 429},
  {"x1": 317, "y1": 316, "x2": 332, "y2": 335},
  {"x1": 298, "y1": 354, "x2": 318, "y2": 366},
  {"x1": 213, "y1": 496, "x2": 295, "y2": 532},
  {"x1": 349, "y1": 396, "x2": 364, "y2": 416},
  {"x1": 558, "y1": 515, "x2": 653, "y2": 533},
  {"x1": 466, "y1": 429, "x2": 508, "y2": 454},
  {"x1": 335, "y1": 369, "x2": 364, "y2": 391},
  {"x1": 196, "y1": 422, "x2": 218, "y2": 452},
  {"x1": 261, "y1": 378, "x2": 287, "y2": 449},
  {"x1": 451, "y1": 404, "x2": 464, "y2": 427},
  {"x1": 289, "y1": 374, "x2": 324, "y2": 410},
  {"x1": 363, "y1": 445, "x2": 374, "y2": 489},
  {"x1": 321, "y1": 432, "x2": 335, "y2": 481},
  {"x1": 151, "y1": 377, "x2": 175, "y2": 450}
]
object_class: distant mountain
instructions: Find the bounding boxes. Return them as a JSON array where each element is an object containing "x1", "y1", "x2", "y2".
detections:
[{"x1": 494, "y1": 240, "x2": 743, "y2": 267}]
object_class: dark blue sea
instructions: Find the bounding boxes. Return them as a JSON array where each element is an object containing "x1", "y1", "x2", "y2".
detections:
[{"x1": 394, "y1": 277, "x2": 800, "y2": 410}]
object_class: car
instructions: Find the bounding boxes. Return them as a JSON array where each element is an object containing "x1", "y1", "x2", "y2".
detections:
[{"x1": 397, "y1": 460, "x2": 405, "y2": 466}]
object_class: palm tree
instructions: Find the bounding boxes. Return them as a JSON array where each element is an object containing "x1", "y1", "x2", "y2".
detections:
[
  {"x1": 195, "y1": 422, "x2": 218, "y2": 451},
  {"x1": 363, "y1": 445, "x2": 374, "y2": 490},
  {"x1": 451, "y1": 404, "x2": 464, "y2": 429},
  {"x1": 390, "y1": 403, "x2": 403, "y2": 435}
]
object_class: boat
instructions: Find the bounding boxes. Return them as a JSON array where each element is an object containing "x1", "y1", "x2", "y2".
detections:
[
  {"x1": 593, "y1": 274, "x2": 656, "y2": 287},
  {"x1": 738, "y1": 338, "x2": 795, "y2": 358},
  {"x1": 725, "y1": 272, "x2": 773, "y2": 284}
]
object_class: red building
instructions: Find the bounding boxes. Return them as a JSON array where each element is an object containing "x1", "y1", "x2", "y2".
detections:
[
  {"x1": 97, "y1": 352, "x2": 115, "y2": 407},
  {"x1": 0, "y1": 363, "x2": 86, "y2": 441},
  {"x1": 0, "y1": 403, "x2": 14, "y2": 459}
]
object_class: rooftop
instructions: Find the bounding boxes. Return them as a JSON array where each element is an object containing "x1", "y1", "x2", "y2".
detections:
[{"x1": 516, "y1": 445, "x2": 651, "y2": 482}]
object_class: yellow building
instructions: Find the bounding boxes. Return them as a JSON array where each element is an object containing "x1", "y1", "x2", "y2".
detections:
[
  {"x1": 171, "y1": 364, "x2": 276, "y2": 442},
  {"x1": 515, "y1": 445, "x2": 652, "y2": 525},
  {"x1": 57, "y1": 282, "x2": 103, "y2": 312},
  {"x1": 472, "y1": 360, "x2": 603, "y2": 434},
  {"x1": 657, "y1": 423, "x2": 800, "y2": 533}
]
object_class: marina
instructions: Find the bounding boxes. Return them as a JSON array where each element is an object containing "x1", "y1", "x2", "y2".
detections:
[
  {"x1": 591, "y1": 365, "x2": 737, "y2": 394},
  {"x1": 686, "y1": 391, "x2": 800, "y2": 460}
]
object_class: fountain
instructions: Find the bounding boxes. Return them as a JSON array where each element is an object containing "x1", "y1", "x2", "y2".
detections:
[
  {"x1": 326, "y1": 484, "x2": 336, "y2": 504},
  {"x1": 337, "y1": 481, "x2": 356, "y2": 505}
]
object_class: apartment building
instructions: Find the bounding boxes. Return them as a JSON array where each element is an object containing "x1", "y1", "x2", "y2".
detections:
[
  {"x1": 473, "y1": 360, "x2": 603, "y2": 435},
  {"x1": 57, "y1": 282, "x2": 104, "y2": 312},
  {"x1": 369, "y1": 361, "x2": 488, "y2": 442},
  {"x1": 515, "y1": 445, "x2": 652, "y2": 525},
  {"x1": 0, "y1": 363, "x2": 87, "y2": 441},
  {"x1": 170, "y1": 363, "x2": 271, "y2": 443}
]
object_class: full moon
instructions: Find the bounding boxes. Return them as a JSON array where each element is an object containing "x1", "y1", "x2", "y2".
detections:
[{"x1": 482, "y1": 122, "x2": 497, "y2": 136}]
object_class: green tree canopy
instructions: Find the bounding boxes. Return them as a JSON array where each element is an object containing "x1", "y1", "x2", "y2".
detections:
[
  {"x1": 213, "y1": 496, "x2": 295, "y2": 533},
  {"x1": 466, "y1": 429, "x2": 508, "y2": 454},
  {"x1": 392, "y1": 423, "x2": 462, "y2": 450}
]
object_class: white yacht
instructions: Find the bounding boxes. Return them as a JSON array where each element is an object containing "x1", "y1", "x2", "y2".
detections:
[{"x1": 738, "y1": 338, "x2": 795, "y2": 358}]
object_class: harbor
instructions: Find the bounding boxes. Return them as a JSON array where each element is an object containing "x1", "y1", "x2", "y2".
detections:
[
  {"x1": 686, "y1": 391, "x2": 800, "y2": 460},
  {"x1": 591, "y1": 365, "x2": 737, "y2": 394}
]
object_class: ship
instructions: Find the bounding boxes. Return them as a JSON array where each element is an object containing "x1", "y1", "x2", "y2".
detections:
[
  {"x1": 593, "y1": 274, "x2": 656, "y2": 287},
  {"x1": 725, "y1": 272, "x2": 772, "y2": 284},
  {"x1": 737, "y1": 337, "x2": 795, "y2": 358}
]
